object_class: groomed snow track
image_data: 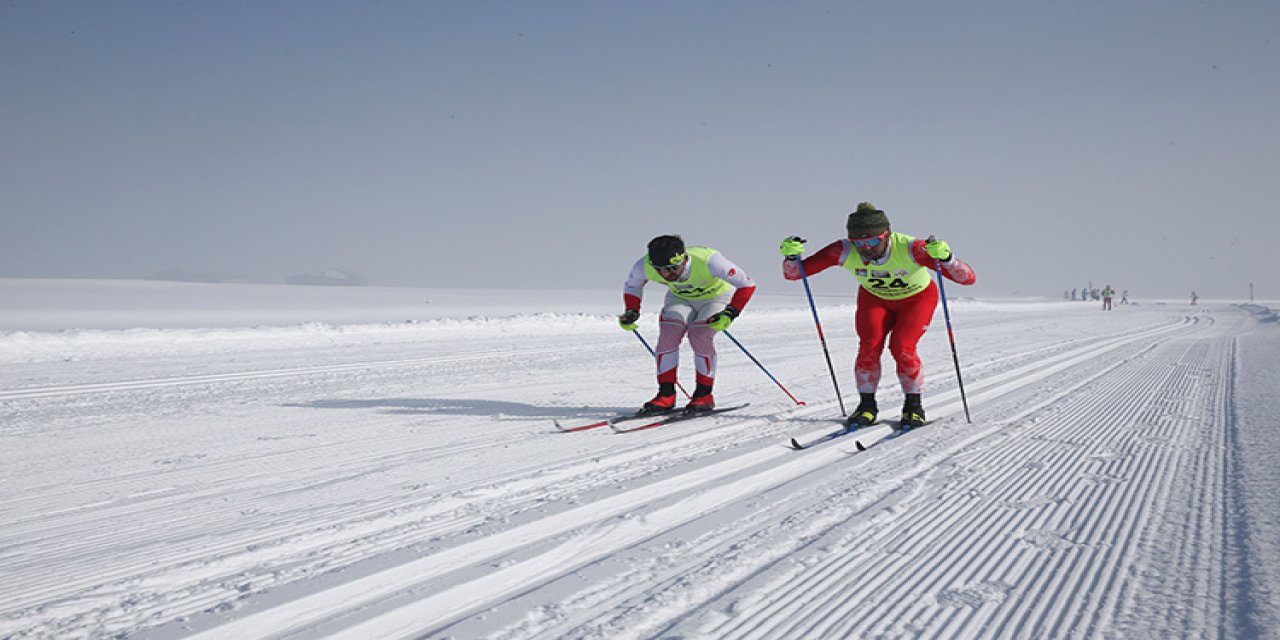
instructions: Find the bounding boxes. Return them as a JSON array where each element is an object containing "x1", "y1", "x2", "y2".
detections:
[{"x1": 0, "y1": 304, "x2": 1269, "y2": 639}]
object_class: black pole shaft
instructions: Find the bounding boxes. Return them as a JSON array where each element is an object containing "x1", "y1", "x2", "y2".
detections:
[{"x1": 932, "y1": 250, "x2": 971, "y2": 423}]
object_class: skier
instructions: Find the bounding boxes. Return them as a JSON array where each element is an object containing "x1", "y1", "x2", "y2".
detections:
[
  {"x1": 779, "y1": 202, "x2": 976, "y2": 429},
  {"x1": 1191, "y1": 291, "x2": 1199, "y2": 305},
  {"x1": 1102, "y1": 285, "x2": 1115, "y2": 311},
  {"x1": 1121, "y1": 289, "x2": 1129, "y2": 305},
  {"x1": 619, "y1": 235, "x2": 756, "y2": 415}
]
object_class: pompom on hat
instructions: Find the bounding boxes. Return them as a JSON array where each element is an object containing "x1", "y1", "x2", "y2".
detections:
[{"x1": 846, "y1": 202, "x2": 890, "y2": 238}]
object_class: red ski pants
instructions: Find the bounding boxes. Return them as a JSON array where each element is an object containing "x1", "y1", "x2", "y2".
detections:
[{"x1": 854, "y1": 283, "x2": 938, "y2": 395}]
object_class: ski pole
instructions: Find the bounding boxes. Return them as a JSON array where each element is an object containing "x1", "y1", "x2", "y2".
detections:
[
  {"x1": 929, "y1": 237, "x2": 972, "y2": 423},
  {"x1": 722, "y1": 330, "x2": 806, "y2": 406},
  {"x1": 790, "y1": 250, "x2": 847, "y2": 416},
  {"x1": 632, "y1": 330, "x2": 692, "y2": 399}
]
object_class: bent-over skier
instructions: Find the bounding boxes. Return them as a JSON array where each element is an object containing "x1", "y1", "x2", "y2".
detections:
[
  {"x1": 619, "y1": 235, "x2": 756, "y2": 415},
  {"x1": 780, "y1": 202, "x2": 976, "y2": 428}
]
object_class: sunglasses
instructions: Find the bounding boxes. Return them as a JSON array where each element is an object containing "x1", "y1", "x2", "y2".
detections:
[
  {"x1": 850, "y1": 230, "x2": 889, "y2": 248},
  {"x1": 655, "y1": 253, "x2": 686, "y2": 272}
]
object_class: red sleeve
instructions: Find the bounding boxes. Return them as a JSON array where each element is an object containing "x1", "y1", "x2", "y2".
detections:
[
  {"x1": 728, "y1": 285, "x2": 755, "y2": 311},
  {"x1": 781, "y1": 240, "x2": 845, "y2": 280},
  {"x1": 623, "y1": 293, "x2": 642, "y2": 311},
  {"x1": 910, "y1": 240, "x2": 976, "y2": 285}
]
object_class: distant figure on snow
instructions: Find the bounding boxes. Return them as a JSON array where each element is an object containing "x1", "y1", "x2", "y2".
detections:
[
  {"x1": 779, "y1": 201, "x2": 976, "y2": 430},
  {"x1": 1102, "y1": 285, "x2": 1115, "y2": 311},
  {"x1": 1121, "y1": 289, "x2": 1130, "y2": 305},
  {"x1": 1191, "y1": 291, "x2": 1199, "y2": 305},
  {"x1": 619, "y1": 235, "x2": 756, "y2": 416}
]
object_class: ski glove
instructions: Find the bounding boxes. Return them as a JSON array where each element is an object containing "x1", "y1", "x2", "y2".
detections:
[
  {"x1": 925, "y1": 238, "x2": 952, "y2": 261},
  {"x1": 618, "y1": 308, "x2": 640, "y2": 331},
  {"x1": 706, "y1": 305, "x2": 739, "y2": 332},
  {"x1": 779, "y1": 236, "x2": 806, "y2": 258}
]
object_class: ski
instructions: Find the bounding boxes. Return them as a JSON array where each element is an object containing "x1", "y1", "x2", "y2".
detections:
[
  {"x1": 553, "y1": 409, "x2": 679, "y2": 432},
  {"x1": 788, "y1": 421, "x2": 881, "y2": 450},
  {"x1": 848, "y1": 420, "x2": 934, "y2": 451},
  {"x1": 553, "y1": 418, "x2": 612, "y2": 432},
  {"x1": 611, "y1": 404, "x2": 750, "y2": 433},
  {"x1": 884, "y1": 420, "x2": 932, "y2": 438}
]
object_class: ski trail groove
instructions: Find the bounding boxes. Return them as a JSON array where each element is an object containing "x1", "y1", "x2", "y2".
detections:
[{"x1": 172, "y1": 314, "x2": 1201, "y2": 638}]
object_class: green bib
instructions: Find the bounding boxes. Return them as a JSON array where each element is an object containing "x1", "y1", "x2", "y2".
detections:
[
  {"x1": 843, "y1": 232, "x2": 933, "y2": 300},
  {"x1": 644, "y1": 246, "x2": 732, "y2": 300}
]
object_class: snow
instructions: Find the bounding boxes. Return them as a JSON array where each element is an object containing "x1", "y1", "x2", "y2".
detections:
[{"x1": 1, "y1": 278, "x2": 1277, "y2": 639}]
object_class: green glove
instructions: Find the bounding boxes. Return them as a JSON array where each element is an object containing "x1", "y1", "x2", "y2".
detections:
[
  {"x1": 706, "y1": 305, "x2": 739, "y2": 331},
  {"x1": 618, "y1": 308, "x2": 639, "y2": 331},
  {"x1": 925, "y1": 237, "x2": 952, "y2": 261},
  {"x1": 779, "y1": 236, "x2": 806, "y2": 258}
]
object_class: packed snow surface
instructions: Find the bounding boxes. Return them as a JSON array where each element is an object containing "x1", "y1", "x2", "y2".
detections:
[{"x1": 1, "y1": 279, "x2": 1277, "y2": 639}]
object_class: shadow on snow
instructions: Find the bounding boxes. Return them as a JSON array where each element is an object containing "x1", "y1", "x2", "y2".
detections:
[{"x1": 284, "y1": 397, "x2": 632, "y2": 419}]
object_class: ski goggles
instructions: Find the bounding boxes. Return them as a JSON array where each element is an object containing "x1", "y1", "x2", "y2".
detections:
[
  {"x1": 654, "y1": 253, "x2": 686, "y2": 273},
  {"x1": 850, "y1": 229, "x2": 890, "y2": 248}
]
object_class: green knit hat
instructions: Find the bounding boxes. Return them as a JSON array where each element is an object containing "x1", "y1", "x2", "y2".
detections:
[{"x1": 846, "y1": 202, "x2": 890, "y2": 238}]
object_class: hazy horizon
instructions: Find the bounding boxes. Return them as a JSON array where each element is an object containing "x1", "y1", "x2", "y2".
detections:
[{"x1": 3, "y1": 2, "x2": 1277, "y2": 300}]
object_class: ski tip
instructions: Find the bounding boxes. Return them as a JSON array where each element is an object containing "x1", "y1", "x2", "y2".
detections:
[
  {"x1": 789, "y1": 438, "x2": 804, "y2": 450},
  {"x1": 855, "y1": 440, "x2": 866, "y2": 451}
]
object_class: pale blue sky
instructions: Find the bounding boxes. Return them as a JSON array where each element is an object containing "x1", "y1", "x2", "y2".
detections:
[{"x1": 2, "y1": 1, "x2": 1277, "y2": 298}]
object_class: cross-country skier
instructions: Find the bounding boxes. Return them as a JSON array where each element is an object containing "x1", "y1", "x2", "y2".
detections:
[
  {"x1": 619, "y1": 235, "x2": 756, "y2": 415},
  {"x1": 1102, "y1": 285, "x2": 1115, "y2": 311},
  {"x1": 779, "y1": 202, "x2": 976, "y2": 428}
]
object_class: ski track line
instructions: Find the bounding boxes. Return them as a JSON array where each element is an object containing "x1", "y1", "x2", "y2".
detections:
[
  {"x1": 721, "y1": 317, "x2": 1228, "y2": 637},
  {"x1": 180, "y1": 445, "x2": 800, "y2": 640},
  {"x1": 2, "y1": 413, "x2": 782, "y2": 621},
  {"x1": 1, "y1": 415, "x2": 681, "y2": 607},
  {"x1": 1102, "y1": 336, "x2": 1234, "y2": 637},
  {"x1": 930, "y1": 334, "x2": 1219, "y2": 638},
  {"x1": 0, "y1": 312, "x2": 1203, "y2": 638},
  {"x1": 695, "y1": 318, "x2": 1220, "y2": 639},
  {"x1": 547, "y1": 312, "x2": 1228, "y2": 637},
  {"x1": 0, "y1": 431, "x2": 500, "y2": 516},
  {"x1": 2, "y1": 381, "x2": 837, "y2": 634},
  {"x1": 885, "y1": 343, "x2": 1202, "y2": 638},
  {"x1": 177, "y1": 314, "x2": 1201, "y2": 638},
  {"x1": 700, "y1": 349, "x2": 1154, "y2": 639}
]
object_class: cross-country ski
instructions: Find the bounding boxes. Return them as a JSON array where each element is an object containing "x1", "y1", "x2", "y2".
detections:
[{"x1": 611, "y1": 404, "x2": 750, "y2": 433}]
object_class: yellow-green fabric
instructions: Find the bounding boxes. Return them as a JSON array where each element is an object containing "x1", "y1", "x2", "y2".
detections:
[
  {"x1": 842, "y1": 232, "x2": 933, "y2": 300},
  {"x1": 644, "y1": 246, "x2": 733, "y2": 300}
]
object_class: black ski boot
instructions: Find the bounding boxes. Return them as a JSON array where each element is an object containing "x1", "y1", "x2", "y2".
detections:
[
  {"x1": 901, "y1": 393, "x2": 926, "y2": 430},
  {"x1": 845, "y1": 393, "x2": 878, "y2": 430}
]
